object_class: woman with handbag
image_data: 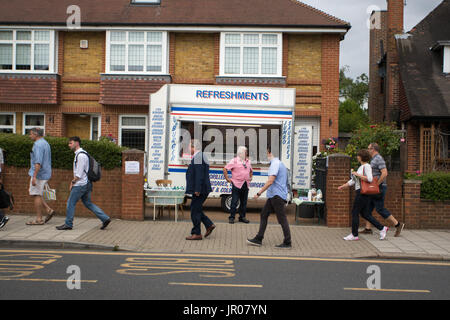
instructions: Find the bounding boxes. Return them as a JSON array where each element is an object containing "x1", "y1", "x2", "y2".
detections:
[{"x1": 338, "y1": 149, "x2": 388, "y2": 241}]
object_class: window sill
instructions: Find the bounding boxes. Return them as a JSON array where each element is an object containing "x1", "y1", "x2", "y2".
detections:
[
  {"x1": 101, "y1": 73, "x2": 172, "y2": 81},
  {"x1": 0, "y1": 72, "x2": 58, "y2": 78},
  {"x1": 216, "y1": 76, "x2": 286, "y2": 85}
]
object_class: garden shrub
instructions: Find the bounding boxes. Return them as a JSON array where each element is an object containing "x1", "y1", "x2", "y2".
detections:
[{"x1": 0, "y1": 133, "x2": 126, "y2": 170}]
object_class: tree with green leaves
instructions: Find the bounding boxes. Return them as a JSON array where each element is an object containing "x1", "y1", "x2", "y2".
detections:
[{"x1": 339, "y1": 66, "x2": 369, "y2": 133}]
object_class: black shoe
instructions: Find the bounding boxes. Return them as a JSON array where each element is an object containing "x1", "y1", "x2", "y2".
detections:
[
  {"x1": 101, "y1": 219, "x2": 111, "y2": 230},
  {"x1": 0, "y1": 216, "x2": 9, "y2": 229},
  {"x1": 247, "y1": 237, "x2": 262, "y2": 246},
  {"x1": 56, "y1": 224, "x2": 72, "y2": 230},
  {"x1": 275, "y1": 242, "x2": 292, "y2": 249},
  {"x1": 229, "y1": 217, "x2": 235, "y2": 224},
  {"x1": 360, "y1": 228, "x2": 373, "y2": 234},
  {"x1": 239, "y1": 217, "x2": 250, "y2": 224}
]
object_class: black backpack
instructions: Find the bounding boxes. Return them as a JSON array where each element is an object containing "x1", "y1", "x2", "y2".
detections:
[
  {"x1": 75, "y1": 151, "x2": 102, "y2": 182},
  {"x1": 0, "y1": 184, "x2": 14, "y2": 210}
]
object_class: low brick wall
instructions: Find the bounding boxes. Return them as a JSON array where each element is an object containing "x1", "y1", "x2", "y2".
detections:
[
  {"x1": 2, "y1": 166, "x2": 122, "y2": 219},
  {"x1": 403, "y1": 180, "x2": 450, "y2": 229},
  {"x1": 326, "y1": 154, "x2": 450, "y2": 229},
  {"x1": 326, "y1": 154, "x2": 352, "y2": 227}
]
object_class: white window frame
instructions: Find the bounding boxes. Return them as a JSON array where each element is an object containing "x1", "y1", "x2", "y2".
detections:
[
  {"x1": 23, "y1": 112, "x2": 45, "y2": 135},
  {"x1": 105, "y1": 30, "x2": 168, "y2": 74},
  {"x1": 118, "y1": 114, "x2": 148, "y2": 151},
  {"x1": 0, "y1": 112, "x2": 16, "y2": 133},
  {"x1": 444, "y1": 46, "x2": 450, "y2": 74},
  {"x1": 90, "y1": 115, "x2": 101, "y2": 141},
  {"x1": 0, "y1": 29, "x2": 56, "y2": 73},
  {"x1": 220, "y1": 32, "x2": 283, "y2": 77}
]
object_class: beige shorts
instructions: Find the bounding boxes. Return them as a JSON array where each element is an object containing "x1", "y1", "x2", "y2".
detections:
[{"x1": 29, "y1": 178, "x2": 48, "y2": 196}]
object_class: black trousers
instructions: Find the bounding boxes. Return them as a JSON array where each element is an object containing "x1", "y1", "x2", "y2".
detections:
[
  {"x1": 352, "y1": 190, "x2": 384, "y2": 236},
  {"x1": 229, "y1": 182, "x2": 249, "y2": 219},
  {"x1": 256, "y1": 196, "x2": 291, "y2": 244},
  {"x1": 190, "y1": 193, "x2": 214, "y2": 236}
]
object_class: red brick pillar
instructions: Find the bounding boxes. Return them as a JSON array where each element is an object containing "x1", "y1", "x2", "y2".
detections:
[
  {"x1": 403, "y1": 179, "x2": 422, "y2": 229},
  {"x1": 326, "y1": 154, "x2": 351, "y2": 227},
  {"x1": 121, "y1": 149, "x2": 145, "y2": 221}
]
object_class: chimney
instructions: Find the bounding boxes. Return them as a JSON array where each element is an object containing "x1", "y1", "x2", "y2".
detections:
[
  {"x1": 385, "y1": 0, "x2": 405, "y2": 124},
  {"x1": 386, "y1": 0, "x2": 404, "y2": 63},
  {"x1": 387, "y1": 0, "x2": 404, "y2": 33}
]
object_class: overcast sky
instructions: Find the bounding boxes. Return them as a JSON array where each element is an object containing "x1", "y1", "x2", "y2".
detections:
[{"x1": 299, "y1": 0, "x2": 443, "y2": 79}]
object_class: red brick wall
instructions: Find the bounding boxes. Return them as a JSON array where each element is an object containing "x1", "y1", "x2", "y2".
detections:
[
  {"x1": 326, "y1": 154, "x2": 352, "y2": 227},
  {"x1": 320, "y1": 34, "x2": 340, "y2": 148},
  {"x1": 2, "y1": 166, "x2": 122, "y2": 220},
  {"x1": 403, "y1": 180, "x2": 450, "y2": 229},
  {"x1": 121, "y1": 150, "x2": 145, "y2": 221}
]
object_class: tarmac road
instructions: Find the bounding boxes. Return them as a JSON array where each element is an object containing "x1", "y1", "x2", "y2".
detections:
[{"x1": 0, "y1": 248, "x2": 449, "y2": 302}]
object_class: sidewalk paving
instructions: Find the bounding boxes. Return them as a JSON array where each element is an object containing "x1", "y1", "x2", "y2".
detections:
[{"x1": 1, "y1": 214, "x2": 450, "y2": 261}]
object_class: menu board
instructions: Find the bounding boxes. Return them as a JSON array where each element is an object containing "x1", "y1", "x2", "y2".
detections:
[{"x1": 293, "y1": 125, "x2": 313, "y2": 189}]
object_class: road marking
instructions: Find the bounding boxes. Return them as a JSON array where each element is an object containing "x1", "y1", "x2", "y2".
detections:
[
  {"x1": 344, "y1": 288, "x2": 431, "y2": 294},
  {"x1": 117, "y1": 257, "x2": 236, "y2": 278},
  {"x1": 0, "y1": 278, "x2": 98, "y2": 283},
  {"x1": 0, "y1": 253, "x2": 63, "y2": 278},
  {"x1": 169, "y1": 282, "x2": 263, "y2": 288},
  {"x1": 0, "y1": 249, "x2": 449, "y2": 267}
]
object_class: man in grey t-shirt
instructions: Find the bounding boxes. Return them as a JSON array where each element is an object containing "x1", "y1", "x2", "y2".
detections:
[{"x1": 361, "y1": 143, "x2": 404, "y2": 237}]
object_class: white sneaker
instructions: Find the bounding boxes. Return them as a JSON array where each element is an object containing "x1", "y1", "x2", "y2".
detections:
[
  {"x1": 379, "y1": 227, "x2": 389, "y2": 240},
  {"x1": 344, "y1": 234, "x2": 359, "y2": 241}
]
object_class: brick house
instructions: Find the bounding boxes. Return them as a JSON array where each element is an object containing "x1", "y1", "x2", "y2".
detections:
[
  {"x1": 0, "y1": 0, "x2": 349, "y2": 154},
  {"x1": 369, "y1": 0, "x2": 450, "y2": 173}
]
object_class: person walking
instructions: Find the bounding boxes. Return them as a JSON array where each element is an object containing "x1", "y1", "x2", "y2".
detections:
[
  {"x1": 26, "y1": 128, "x2": 55, "y2": 226},
  {"x1": 0, "y1": 147, "x2": 9, "y2": 230},
  {"x1": 361, "y1": 143, "x2": 405, "y2": 237},
  {"x1": 223, "y1": 146, "x2": 252, "y2": 224},
  {"x1": 56, "y1": 137, "x2": 110, "y2": 230},
  {"x1": 338, "y1": 149, "x2": 389, "y2": 241},
  {"x1": 247, "y1": 147, "x2": 291, "y2": 248},
  {"x1": 185, "y1": 139, "x2": 215, "y2": 240}
]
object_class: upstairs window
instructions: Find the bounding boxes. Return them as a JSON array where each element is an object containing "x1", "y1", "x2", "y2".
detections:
[
  {"x1": 106, "y1": 31, "x2": 168, "y2": 74},
  {"x1": 220, "y1": 33, "x2": 282, "y2": 77},
  {"x1": 0, "y1": 30, "x2": 55, "y2": 73}
]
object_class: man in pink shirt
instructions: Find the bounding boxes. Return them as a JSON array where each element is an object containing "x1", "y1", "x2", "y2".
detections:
[{"x1": 223, "y1": 146, "x2": 252, "y2": 224}]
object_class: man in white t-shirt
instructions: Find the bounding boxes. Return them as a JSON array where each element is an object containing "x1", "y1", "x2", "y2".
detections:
[{"x1": 56, "y1": 136, "x2": 110, "y2": 230}]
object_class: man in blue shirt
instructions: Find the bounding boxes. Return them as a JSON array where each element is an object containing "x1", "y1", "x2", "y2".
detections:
[
  {"x1": 26, "y1": 128, "x2": 54, "y2": 225},
  {"x1": 247, "y1": 146, "x2": 292, "y2": 248}
]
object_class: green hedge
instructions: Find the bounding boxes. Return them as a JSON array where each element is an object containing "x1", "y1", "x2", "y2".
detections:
[
  {"x1": 420, "y1": 172, "x2": 450, "y2": 201},
  {"x1": 0, "y1": 133, "x2": 126, "y2": 170},
  {"x1": 405, "y1": 171, "x2": 450, "y2": 201}
]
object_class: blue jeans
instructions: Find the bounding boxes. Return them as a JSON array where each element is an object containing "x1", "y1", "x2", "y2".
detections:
[
  {"x1": 367, "y1": 185, "x2": 391, "y2": 219},
  {"x1": 65, "y1": 182, "x2": 110, "y2": 228}
]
